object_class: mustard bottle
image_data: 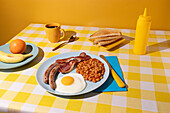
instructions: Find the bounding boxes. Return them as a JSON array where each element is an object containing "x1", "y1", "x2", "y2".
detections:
[{"x1": 133, "y1": 8, "x2": 151, "y2": 55}]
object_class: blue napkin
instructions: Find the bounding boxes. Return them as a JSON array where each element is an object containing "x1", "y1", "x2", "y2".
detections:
[{"x1": 94, "y1": 56, "x2": 127, "y2": 92}]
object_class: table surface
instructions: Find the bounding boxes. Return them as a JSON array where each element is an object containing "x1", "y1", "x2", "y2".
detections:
[{"x1": 0, "y1": 24, "x2": 169, "y2": 113}]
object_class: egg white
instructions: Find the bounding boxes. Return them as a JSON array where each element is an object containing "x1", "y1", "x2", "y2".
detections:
[{"x1": 55, "y1": 73, "x2": 86, "y2": 93}]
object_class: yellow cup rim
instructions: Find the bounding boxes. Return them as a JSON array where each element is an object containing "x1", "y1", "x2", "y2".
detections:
[{"x1": 45, "y1": 23, "x2": 61, "y2": 29}]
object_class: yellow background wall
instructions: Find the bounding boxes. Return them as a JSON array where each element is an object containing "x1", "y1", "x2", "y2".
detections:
[{"x1": 0, "y1": 0, "x2": 170, "y2": 45}]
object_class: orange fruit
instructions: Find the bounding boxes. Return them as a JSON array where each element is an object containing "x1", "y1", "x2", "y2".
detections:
[{"x1": 9, "y1": 39, "x2": 27, "y2": 54}]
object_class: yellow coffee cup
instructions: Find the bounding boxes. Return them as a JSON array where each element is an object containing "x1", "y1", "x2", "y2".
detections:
[{"x1": 45, "y1": 23, "x2": 65, "y2": 43}]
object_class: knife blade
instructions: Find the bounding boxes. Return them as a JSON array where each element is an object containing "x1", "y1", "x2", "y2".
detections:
[{"x1": 100, "y1": 55, "x2": 125, "y2": 88}]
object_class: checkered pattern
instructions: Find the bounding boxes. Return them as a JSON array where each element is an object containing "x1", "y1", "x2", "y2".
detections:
[{"x1": 0, "y1": 24, "x2": 170, "y2": 113}]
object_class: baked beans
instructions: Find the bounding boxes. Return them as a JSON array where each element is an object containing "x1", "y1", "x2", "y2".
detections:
[{"x1": 76, "y1": 58, "x2": 105, "y2": 83}]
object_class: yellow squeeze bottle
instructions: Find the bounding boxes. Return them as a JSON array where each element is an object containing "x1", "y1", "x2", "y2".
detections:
[{"x1": 133, "y1": 8, "x2": 151, "y2": 55}]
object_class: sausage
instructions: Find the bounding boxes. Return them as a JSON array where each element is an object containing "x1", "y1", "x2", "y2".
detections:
[
  {"x1": 43, "y1": 57, "x2": 73, "y2": 84},
  {"x1": 49, "y1": 64, "x2": 60, "y2": 90},
  {"x1": 43, "y1": 61, "x2": 60, "y2": 84}
]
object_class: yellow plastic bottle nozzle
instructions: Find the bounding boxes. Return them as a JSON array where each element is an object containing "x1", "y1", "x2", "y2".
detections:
[
  {"x1": 133, "y1": 8, "x2": 151, "y2": 55},
  {"x1": 144, "y1": 8, "x2": 147, "y2": 16}
]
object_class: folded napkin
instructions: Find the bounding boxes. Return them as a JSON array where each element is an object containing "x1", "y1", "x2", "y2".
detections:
[{"x1": 94, "y1": 56, "x2": 127, "y2": 92}]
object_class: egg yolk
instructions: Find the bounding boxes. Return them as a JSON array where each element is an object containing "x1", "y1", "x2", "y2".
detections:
[{"x1": 61, "y1": 76, "x2": 74, "y2": 85}]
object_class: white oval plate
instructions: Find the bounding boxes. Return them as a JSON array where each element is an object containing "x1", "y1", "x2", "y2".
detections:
[{"x1": 36, "y1": 52, "x2": 109, "y2": 96}]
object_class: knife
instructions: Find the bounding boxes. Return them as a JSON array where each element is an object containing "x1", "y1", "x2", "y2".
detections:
[{"x1": 100, "y1": 55, "x2": 125, "y2": 88}]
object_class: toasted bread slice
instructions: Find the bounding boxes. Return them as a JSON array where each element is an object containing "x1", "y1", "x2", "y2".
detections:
[
  {"x1": 93, "y1": 35, "x2": 122, "y2": 45},
  {"x1": 98, "y1": 37, "x2": 124, "y2": 46},
  {"x1": 103, "y1": 38, "x2": 126, "y2": 50},
  {"x1": 90, "y1": 29, "x2": 122, "y2": 39}
]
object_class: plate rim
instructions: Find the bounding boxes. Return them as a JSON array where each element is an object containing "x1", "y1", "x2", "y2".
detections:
[
  {"x1": 36, "y1": 52, "x2": 110, "y2": 96},
  {"x1": 0, "y1": 42, "x2": 39, "y2": 69}
]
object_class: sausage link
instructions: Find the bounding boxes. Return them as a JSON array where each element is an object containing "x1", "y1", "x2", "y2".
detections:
[
  {"x1": 49, "y1": 64, "x2": 60, "y2": 90},
  {"x1": 43, "y1": 62, "x2": 59, "y2": 84}
]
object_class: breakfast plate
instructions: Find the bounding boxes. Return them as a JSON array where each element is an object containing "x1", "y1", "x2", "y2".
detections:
[
  {"x1": 36, "y1": 52, "x2": 110, "y2": 96},
  {"x1": 0, "y1": 42, "x2": 39, "y2": 69}
]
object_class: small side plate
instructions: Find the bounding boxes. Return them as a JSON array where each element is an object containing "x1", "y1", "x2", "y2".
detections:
[{"x1": 0, "y1": 42, "x2": 39, "y2": 69}]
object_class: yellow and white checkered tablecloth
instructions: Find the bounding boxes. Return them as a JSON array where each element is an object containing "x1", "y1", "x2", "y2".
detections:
[{"x1": 0, "y1": 24, "x2": 170, "y2": 113}]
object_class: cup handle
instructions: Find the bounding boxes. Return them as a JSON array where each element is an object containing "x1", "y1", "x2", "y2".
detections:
[{"x1": 60, "y1": 29, "x2": 65, "y2": 40}]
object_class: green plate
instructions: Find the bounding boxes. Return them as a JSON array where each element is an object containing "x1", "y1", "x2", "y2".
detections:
[{"x1": 0, "y1": 42, "x2": 39, "y2": 69}]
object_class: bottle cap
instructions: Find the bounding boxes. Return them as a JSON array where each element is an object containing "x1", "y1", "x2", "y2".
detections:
[{"x1": 139, "y1": 8, "x2": 151, "y2": 22}]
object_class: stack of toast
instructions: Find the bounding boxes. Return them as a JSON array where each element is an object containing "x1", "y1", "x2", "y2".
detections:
[{"x1": 89, "y1": 29, "x2": 125, "y2": 49}]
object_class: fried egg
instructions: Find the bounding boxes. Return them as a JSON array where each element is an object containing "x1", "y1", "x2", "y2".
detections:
[{"x1": 55, "y1": 73, "x2": 86, "y2": 93}]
